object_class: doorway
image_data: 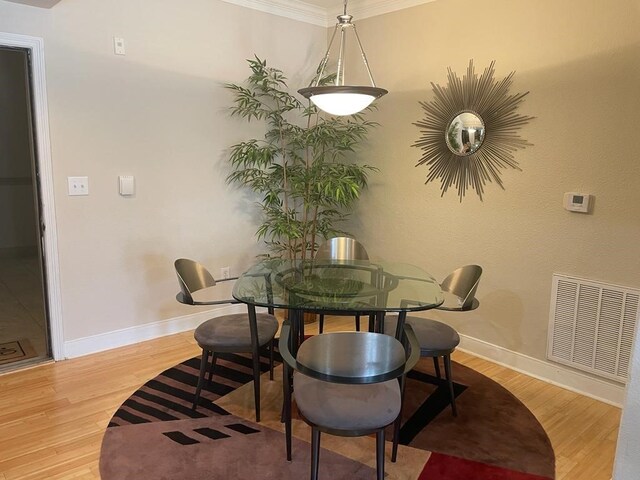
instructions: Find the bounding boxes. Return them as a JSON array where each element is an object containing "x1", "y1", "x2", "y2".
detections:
[{"x1": 0, "y1": 46, "x2": 51, "y2": 370}]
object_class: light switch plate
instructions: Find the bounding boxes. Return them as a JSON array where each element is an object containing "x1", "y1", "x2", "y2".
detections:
[
  {"x1": 68, "y1": 176, "x2": 89, "y2": 196},
  {"x1": 119, "y1": 175, "x2": 135, "y2": 196}
]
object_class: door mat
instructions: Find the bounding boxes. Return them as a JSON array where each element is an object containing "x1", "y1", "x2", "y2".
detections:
[{"x1": 0, "y1": 339, "x2": 37, "y2": 365}]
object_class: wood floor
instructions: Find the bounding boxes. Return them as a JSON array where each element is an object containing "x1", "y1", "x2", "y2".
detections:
[{"x1": 0, "y1": 317, "x2": 621, "y2": 480}]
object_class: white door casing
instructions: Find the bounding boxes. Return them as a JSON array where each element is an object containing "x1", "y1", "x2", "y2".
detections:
[{"x1": 0, "y1": 31, "x2": 64, "y2": 360}]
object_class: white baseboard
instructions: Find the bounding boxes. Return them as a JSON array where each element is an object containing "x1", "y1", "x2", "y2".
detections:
[
  {"x1": 63, "y1": 304, "x2": 247, "y2": 359},
  {"x1": 458, "y1": 333, "x2": 626, "y2": 407}
]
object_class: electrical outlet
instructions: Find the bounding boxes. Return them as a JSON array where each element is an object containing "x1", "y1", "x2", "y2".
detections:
[
  {"x1": 67, "y1": 176, "x2": 89, "y2": 196},
  {"x1": 221, "y1": 266, "x2": 230, "y2": 279}
]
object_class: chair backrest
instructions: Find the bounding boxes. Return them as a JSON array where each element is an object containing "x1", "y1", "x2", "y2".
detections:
[
  {"x1": 174, "y1": 258, "x2": 216, "y2": 304},
  {"x1": 315, "y1": 236, "x2": 369, "y2": 261},
  {"x1": 278, "y1": 320, "x2": 420, "y2": 383},
  {"x1": 440, "y1": 264, "x2": 483, "y2": 310}
]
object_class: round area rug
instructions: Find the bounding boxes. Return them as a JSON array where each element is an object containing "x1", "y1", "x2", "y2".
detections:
[{"x1": 100, "y1": 352, "x2": 555, "y2": 480}]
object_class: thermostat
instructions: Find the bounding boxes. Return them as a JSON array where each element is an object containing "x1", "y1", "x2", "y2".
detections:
[{"x1": 563, "y1": 192, "x2": 591, "y2": 213}]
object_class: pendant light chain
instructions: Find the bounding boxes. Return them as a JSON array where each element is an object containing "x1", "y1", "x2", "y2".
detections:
[{"x1": 336, "y1": 23, "x2": 347, "y2": 86}]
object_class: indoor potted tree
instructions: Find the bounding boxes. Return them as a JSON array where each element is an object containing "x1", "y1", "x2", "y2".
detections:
[{"x1": 225, "y1": 56, "x2": 377, "y2": 261}]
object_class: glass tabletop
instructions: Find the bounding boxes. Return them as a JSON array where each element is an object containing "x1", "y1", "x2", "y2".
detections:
[{"x1": 232, "y1": 258, "x2": 443, "y2": 313}]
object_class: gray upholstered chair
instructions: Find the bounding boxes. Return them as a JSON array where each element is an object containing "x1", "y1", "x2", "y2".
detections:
[
  {"x1": 385, "y1": 264, "x2": 482, "y2": 416},
  {"x1": 174, "y1": 258, "x2": 278, "y2": 422},
  {"x1": 279, "y1": 321, "x2": 419, "y2": 480},
  {"x1": 315, "y1": 236, "x2": 370, "y2": 333}
]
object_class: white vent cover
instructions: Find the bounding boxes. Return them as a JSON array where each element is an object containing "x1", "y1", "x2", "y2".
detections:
[{"x1": 548, "y1": 274, "x2": 639, "y2": 383}]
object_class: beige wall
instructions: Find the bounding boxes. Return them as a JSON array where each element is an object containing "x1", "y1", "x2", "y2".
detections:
[
  {"x1": 0, "y1": 0, "x2": 326, "y2": 341},
  {"x1": 347, "y1": 0, "x2": 640, "y2": 371}
]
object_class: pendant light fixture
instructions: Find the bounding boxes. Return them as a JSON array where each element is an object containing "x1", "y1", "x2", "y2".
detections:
[{"x1": 298, "y1": 0, "x2": 387, "y2": 116}]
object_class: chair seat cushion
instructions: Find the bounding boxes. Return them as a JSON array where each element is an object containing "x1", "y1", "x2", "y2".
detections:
[
  {"x1": 385, "y1": 316, "x2": 460, "y2": 357},
  {"x1": 194, "y1": 313, "x2": 278, "y2": 350},
  {"x1": 293, "y1": 371, "x2": 401, "y2": 432}
]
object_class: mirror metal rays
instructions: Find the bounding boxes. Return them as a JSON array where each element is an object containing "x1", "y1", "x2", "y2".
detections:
[{"x1": 413, "y1": 60, "x2": 534, "y2": 201}]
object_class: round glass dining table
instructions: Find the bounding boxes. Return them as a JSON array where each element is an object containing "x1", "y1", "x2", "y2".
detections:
[{"x1": 232, "y1": 258, "x2": 444, "y2": 348}]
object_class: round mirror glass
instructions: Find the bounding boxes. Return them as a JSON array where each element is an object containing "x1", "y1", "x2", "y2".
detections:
[{"x1": 445, "y1": 111, "x2": 485, "y2": 156}]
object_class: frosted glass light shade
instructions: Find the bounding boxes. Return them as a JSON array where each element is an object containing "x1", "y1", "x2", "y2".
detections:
[
  {"x1": 298, "y1": 86, "x2": 388, "y2": 116},
  {"x1": 310, "y1": 93, "x2": 374, "y2": 116}
]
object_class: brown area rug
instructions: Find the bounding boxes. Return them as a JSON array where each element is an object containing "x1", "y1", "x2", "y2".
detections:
[
  {"x1": 402, "y1": 360, "x2": 555, "y2": 478},
  {"x1": 101, "y1": 413, "x2": 376, "y2": 479},
  {"x1": 100, "y1": 352, "x2": 555, "y2": 479},
  {"x1": 0, "y1": 339, "x2": 36, "y2": 365}
]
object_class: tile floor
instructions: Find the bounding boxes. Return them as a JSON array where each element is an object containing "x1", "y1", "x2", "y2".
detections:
[{"x1": 0, "y1": 255, "x2": 49, "y2": 371}]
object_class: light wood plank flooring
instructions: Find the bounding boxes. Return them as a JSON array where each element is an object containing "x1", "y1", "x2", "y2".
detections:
[{"x1": 0, "y1": 317, "x2": 621, "y2": 480}]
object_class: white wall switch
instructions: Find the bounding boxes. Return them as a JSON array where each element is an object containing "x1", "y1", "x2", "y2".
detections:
[
  {"x1": 68, "y1": 176, "x2": 89, "y2": 196},
  {"x1": 563, "y1": 192, "x2": 591, "y2": 213},
  {"x1": 113, "y1": 37, "x2": 126, "y2": 55},
  {"x1": 119, "y1": 175, "x2": 135, "y2": 196}
]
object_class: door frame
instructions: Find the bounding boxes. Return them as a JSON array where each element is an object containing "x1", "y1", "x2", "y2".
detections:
[{"x1": 0, "y1": 32, "x2": 64, "y2": 360}]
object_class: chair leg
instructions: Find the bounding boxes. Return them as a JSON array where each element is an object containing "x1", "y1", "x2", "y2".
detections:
[
  {"x1": 433, "y1": 356, "x2": 441, "y2": 379},
  {"x1": 269, "y1": 339, "x2": 275, "y2": 381},
  {"x1": 443, "y1": 354, "x2": 457, "y2": 417},
  {"x1": 355, "y1": 314, "x2": 361, "y2": 331},
  {"x1": 207, "y1": 353, "x2": 218, "y2": 385},
  {"x1": 318, "y1": 314, "x2": 325, "y2": 334},
  {"x1": 311, "y1": 428, "x2": 321, "y2": 480},
  {"x1": 252, "y1": 346, "x2": 261, "y2": 422},
  {"x1": 193, "y1": 349, "x2": 209, "y2": 410},
  {"x1": 283, "y1": 364, "x2": 292, "y2": 461},
  {"x1": 392, "y1": 373, "x2": 407, "y2": 463},
  {"x1": 391, "y1": 413, "x2": 401, "y2": 462},
  {"x1": 376, "y1": 429, "x2": 385, "y2": 480}
]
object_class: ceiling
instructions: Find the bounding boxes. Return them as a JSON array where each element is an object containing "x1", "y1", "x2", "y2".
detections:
[
  {"x1": 3, "y1": 0, "x2": 436, "y2": 26},
  {"x1": 4, "y1": 0, "x2": 62, "y2": 7}
]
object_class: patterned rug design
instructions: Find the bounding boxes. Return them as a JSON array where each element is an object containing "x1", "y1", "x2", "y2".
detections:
[{"x1": 100, "y1": 352, "x2": 555, "y2": 479}]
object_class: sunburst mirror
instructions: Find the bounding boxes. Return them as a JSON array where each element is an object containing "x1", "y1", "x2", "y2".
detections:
[{"x1": 413, "y1": 60, "x2": 534, "y2": 200}]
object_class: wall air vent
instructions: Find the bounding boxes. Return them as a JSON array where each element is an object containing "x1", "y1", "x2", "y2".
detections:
[{"x1": 547, "y1": 274, "x2": 639, "y2": 383}]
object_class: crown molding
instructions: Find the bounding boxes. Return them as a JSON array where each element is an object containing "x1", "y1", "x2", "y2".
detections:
[
  {"x1": 3, "y1": 0, "x2": 436, "y2": 23},
  {"x1": 221, "y1": 0, "x2": 437, "y2": 27},
  {"x1": 220, "y1": 0, "x2": 330, "y2": 27}
]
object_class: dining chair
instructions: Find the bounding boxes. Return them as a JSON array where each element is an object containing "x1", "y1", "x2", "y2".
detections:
[
  {"x1": 315, "y1": 236, "x2": 370, "y2": 333},
  {"x1": 174, "y1": 258, "x2": 278, "y2": 422},
  {"x1": 385, "y1": 264, "x2": 482, "y2": 416},
  {"x1": 279, "y1": 320, "x2": 420, "y2": 480}
]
